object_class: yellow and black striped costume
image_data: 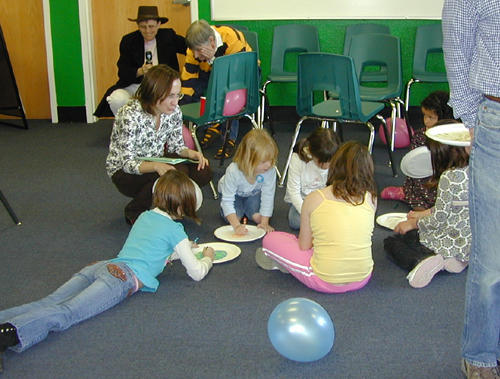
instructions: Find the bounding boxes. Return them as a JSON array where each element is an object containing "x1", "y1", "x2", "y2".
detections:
[{"x1": 180, "y1": 25, "x2": 252, "y2": 104}]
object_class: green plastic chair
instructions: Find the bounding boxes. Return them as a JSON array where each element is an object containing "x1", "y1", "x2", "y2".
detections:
[
  {"x1": 181, "y1": 52, "x2": 260, "y2": 198},
  {"x1": 404, "y1": 23, "x2": 448, "y2": 111},
  {"x1": 260, "y1": 24, "x2": 320, "y2": 127},
  {"x1": 348, "y1": 33, "x2": 408, "y2": 152},
  {"x1": 279, "y1": 53, "x2": 397, "y2": 186},
  {"x1": 241, "y1": 30, "x2": 259, "y2": 62},
  {"x1": 343, "y1": 23, "x2": 391, "y2": 82},
  {"x1": 241, "y1": 30, "x2": 276, "y2": 134}
]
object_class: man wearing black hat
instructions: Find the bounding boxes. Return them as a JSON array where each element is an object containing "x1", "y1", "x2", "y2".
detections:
[{"x1": 94, "y1": 6, "x2": 187, "y2": 117}]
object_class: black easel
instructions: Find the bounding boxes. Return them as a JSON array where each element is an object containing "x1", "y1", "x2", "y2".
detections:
[
  {"x1": 0, "y1": 22, "x2": 28, "y2": 130},
  {"x1": 0, "y1": 189, "x2": 21, "y2": 225}
]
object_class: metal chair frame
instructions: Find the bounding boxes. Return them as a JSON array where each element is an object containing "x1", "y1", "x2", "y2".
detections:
[{"x1": 279, "y1": 53, "x2": 397, "y2": 187}]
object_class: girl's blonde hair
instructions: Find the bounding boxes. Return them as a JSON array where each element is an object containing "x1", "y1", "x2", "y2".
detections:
[
  {"x1": 326, "y1": 141, "x2": 377, "y2": 205},
  {"x1": 152, "y1": 170, "x2": 200, "y2": 224},
  {"x1": 232, "y1": 129, "x2": 278, "y2": 177}
]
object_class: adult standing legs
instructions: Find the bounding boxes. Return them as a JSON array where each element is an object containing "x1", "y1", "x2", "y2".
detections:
[{"x1": 462, "y1": 98, "x2": 500, "y2": 369}]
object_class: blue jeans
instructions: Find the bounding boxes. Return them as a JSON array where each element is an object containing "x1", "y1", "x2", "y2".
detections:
[
  {"x1": 462, "y1": 97, "x2": 500, "y2": 367},
  {"x1": 224, "y1": 120, "x2": 239, "y2": 142},
  {"x1": 0, "y1": 261, "x2": 137, "y2": 352},
  {"x1": 220, "y1": 192, "x2": 261, "y2": 221},
  {"x1": 288, "y1": 204, "x2": 301, "y2": 230}
]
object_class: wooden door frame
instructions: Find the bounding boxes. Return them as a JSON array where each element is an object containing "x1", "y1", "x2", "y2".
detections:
[
  {"x1": 42, "y1": 0, "x2": 58, "y2": 123},
  {"x1": 79, "y1": 0, "x2": 199, "y2": 123}
]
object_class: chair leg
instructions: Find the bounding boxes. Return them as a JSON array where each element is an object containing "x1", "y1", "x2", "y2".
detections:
[
  {"x1": 262, "y1": 90, "x2": 275, "y2": 135},
  {"x1": 188, "y1": 121, "x2": 219, "y2": 200},
  {"x1": 366, "y1": 122, "x2": 376, "y2": 154},
  {"x1": 279, "y1": 117, "x2": 307, "y2": 188},
  {"x1": 218, "y1": 120, "x2": 231, "y2": 168},
  {"x1": 389, "y1": 101, "x2": 398, "y2": 152},
  {"x1": 405, "y1": 79, "x2": 417, "y2": 112},
  {"x1": 0, "y1": 190, "x2": 21, "y2": 225},
  {"x1": 243, "y1": 114, "x2": 260, "y2": 130},
  {"x1": 395, "y1": 97, "x2": 414, "y2": 139},
  {"x1": 375, "y1": 116, "x2": 398, "y2": 177}
]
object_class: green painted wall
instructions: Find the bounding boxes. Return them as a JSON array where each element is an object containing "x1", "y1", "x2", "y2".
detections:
[
  {"x1": 50, "y1": 0, "x2": 85, "y2": 107},
  {"x1": 200, "y1": 0, "x2": 448, "y2": 108},
  {"x1": 48, "y1": 0, "x2": 447, "y2": 110}
]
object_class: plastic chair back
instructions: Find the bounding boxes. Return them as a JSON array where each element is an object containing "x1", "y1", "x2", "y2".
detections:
[
  {"x1": 297, "y1": 53, "x2": 376, "y2": 124},
  {"x1": 268, "y1": 24, "x2": 320, "y2": 80},
  {"x1": 349, "y1": 33, "x2": 403, "y2": 101},
  {"x1": 343, "y1": 23, "x2": 390, "y2": 55},
  {"x1": 183, "y1": 52, "x2": 259, "y2": 125},
  {"x1": 412, "y1": 23, "x2": 447, "y2": 81},
  {"x1": 241, "y1": 30, "x2": 259, "y2": 62}
]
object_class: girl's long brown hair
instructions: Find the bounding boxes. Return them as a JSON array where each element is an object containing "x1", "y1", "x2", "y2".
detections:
[
  {"x1": 152, "y1": 170, "x2": 200, "y2": 224},
  {"x1": 426, "y1": 138, "x2": 469, "y2": 189},
  {"x1": 326, "y1": 141, "x2": 377, "y2": 205}
]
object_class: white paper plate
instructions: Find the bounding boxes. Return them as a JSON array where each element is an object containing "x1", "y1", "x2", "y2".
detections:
[
  {"x1": 193, "y1": 242, "x2": 241, "y2": 264},
  {"x1": 400, "y1": 146, "x2": 433, "y2": 179},
  {"x1": 425, "y1": 123, "x2": 471, "y2": 146},
  {"x1": 214, "y1": 225, "x2": 266, "y2": 243},
  {"x1": 376, "y1": 213, "x2": 408, "y2": 230}
]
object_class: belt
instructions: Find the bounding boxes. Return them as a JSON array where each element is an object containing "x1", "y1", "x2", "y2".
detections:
[{"x1": 485, "y1": 95, "x2": 500, "y2": 103}]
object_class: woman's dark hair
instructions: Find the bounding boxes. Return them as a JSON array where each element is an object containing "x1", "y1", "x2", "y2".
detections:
[
  {"x1": 295, "y1": 128, "x2": 341, "y2": 164},
  {"x1": 326, "y1": 141, "x2": 377, "y2": 205},
  {"x1": 152, "y1": 170, "x2": 200, "y2": 223},
  {"x1": 421, "y1": 90, "x2": 454, "y2": 120},
  {"x1": 135, "y1": 64, "x2": 180, "y2": 115}
]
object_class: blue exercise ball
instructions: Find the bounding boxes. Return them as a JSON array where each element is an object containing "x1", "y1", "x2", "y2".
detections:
[{"x1": 267, "y1": 298, "x2": 335, "y2": 362}]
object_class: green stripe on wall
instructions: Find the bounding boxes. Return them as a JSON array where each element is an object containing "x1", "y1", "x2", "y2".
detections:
[{"x1": 50, "y1": 0, "x2": 85, "y2": 107}]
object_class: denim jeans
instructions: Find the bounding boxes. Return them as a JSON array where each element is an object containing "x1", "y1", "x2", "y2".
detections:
[
  {"x1": 0, "y1": 261, "x2": 137, "y2": 352},
  {"x1": 287, "y1": 204, "x2": 301, "y2": 230},
  {"x1": 220, "y1": 192, "x2": 261, "y2": 221},
  {"x1": 461, "y1": 97, "x2": 500, "y2": 367}
]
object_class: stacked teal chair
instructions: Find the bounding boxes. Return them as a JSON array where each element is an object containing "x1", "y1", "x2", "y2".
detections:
[
  {"x1": 348, "y1": 33, "x2": 410, "y2": 152},
  {"x1": 260, "y1": 24, "x2": 320, "y2": 127},
  {"x1": 181, "y1": 51, "x2": 260, "y2": 198},
  {"x1": 343, "y1": 23, "x2": 391, "y2": 82},
  {"x1": 242, "y1": 30, "x2": 275, "y2": 134},
  {"x1": 404, "y1": 23, "x2": 448, "y2": 111},
  {"x1": 279, "y1": 53, "x2": 397, "y2": 187}
]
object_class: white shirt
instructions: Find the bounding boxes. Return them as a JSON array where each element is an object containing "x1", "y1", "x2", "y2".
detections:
[{"x1": 284, "y1": 153, "x2": 329, "y2": 214}]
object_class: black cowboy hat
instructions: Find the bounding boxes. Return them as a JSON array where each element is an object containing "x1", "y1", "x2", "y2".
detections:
[{"x1": 128, "y1": 6, "x2": 169, "y2": 24}]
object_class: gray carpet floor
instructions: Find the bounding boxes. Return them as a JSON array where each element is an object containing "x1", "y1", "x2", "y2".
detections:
[{"x1": 0, "y1": 109, "x2": 467, "y2": 378}]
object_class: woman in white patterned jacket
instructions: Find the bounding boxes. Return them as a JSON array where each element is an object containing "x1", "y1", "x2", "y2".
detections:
[{"x1": 106, "y1": 64, "x2": 213, "y2": 225}]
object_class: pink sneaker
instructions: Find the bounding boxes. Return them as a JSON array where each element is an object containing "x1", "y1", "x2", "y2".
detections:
[
  {"x1": 444, "y1": 257, "x2": 469, "y2": 273},
  {"x1": 407, "y1": 254, "x2": 445, "y2": 288},
  {"x1": 381, "y1": 186, "x2": 405, "y2": 201}
]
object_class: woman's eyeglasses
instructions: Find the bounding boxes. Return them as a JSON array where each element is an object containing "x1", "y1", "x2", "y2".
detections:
[{"x1": 167, "y1": 93, "x2": 184, "y2": 100}]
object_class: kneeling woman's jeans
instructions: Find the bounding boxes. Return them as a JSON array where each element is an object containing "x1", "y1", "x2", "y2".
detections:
[{"x1": 0, "y1": 261, "x2": 137, "y2": 352}]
